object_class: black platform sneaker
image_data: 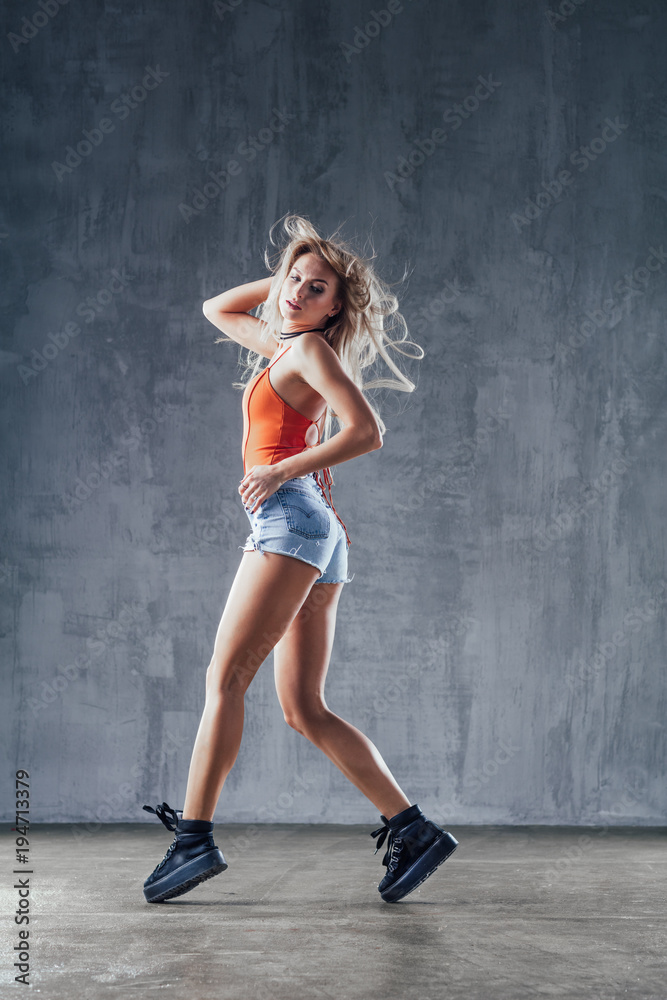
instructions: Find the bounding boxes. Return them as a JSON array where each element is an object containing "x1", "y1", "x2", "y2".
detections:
[
  {"x1": 142, "y1": 801, "x2": 228, "y2": 903},
  {"x1": 370, "y1": 803, "x2": 458, "y2": 903}
]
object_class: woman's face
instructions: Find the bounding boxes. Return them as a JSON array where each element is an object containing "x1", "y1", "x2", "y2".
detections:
[{"x1": 279, "y1": 253, "x2": 341, "y2": 331}]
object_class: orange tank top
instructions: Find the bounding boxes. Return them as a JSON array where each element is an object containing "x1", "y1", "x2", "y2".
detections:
[{"x1": 241, "y1": 343, "x2": 351, "y2": 546}]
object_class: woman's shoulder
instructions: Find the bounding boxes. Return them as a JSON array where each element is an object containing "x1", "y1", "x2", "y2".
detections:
[
  {"x1": 288, "y1": 331, "x2": 339, "y2": 373},
  {"x1": 291, "y1": 330, "x2": 335, "y2": 357},
  {"x1": 276, "y1": 333, "x2": 340, "y2": 393}
]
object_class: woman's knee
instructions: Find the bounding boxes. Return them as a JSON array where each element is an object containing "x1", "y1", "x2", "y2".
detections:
[
  {"x1": 205, "y1": 658, "x2": 254, "y2": 696},
  {"x1": 283, "y1": 702, "x2": 329, "y2": 736}
]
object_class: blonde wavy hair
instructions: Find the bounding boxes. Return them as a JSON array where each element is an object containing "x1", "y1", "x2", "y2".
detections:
[{"x1": 215, "y1": 212, "x2": 424, "y2": 441}]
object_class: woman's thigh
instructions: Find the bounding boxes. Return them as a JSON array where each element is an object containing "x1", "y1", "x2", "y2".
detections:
[
  {"x1": 207, "y1": 549, "x2": 321, "y2": 695},
  {"x1": 272, "y1": 580, "x2": 345, "y2": 726}
]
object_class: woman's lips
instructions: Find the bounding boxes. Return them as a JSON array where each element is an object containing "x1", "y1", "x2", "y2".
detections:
[{"x1": 287, "y1": 300, "x2": 301, "y2": 310}]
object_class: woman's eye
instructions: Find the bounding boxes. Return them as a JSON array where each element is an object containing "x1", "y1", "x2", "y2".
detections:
[{"x1": 289, "y1": 275, "x2": 322, "y2": 293}]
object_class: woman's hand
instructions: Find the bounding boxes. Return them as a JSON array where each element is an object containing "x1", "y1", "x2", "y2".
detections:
[{"x1": 238, "y1": 464, "x2": 288, "y2": 513}]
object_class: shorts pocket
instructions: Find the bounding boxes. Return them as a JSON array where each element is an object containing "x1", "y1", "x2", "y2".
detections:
[{"x1": 276, "y1": 487, "x2": 331, "y2": 540}]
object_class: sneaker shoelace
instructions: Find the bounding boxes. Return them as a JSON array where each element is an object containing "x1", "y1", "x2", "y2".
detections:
[
  {"x1": 370, "y1": 820, "x2": 403, "y2": 873},
  {"x1": 143, "y1": 801, "x2": 183, "y2": 876},
  {"x1": 143, "y1": 801, "x2": 183, "y2": 831},
  {"x1": 149, "y1": 839, "x2": 177, "y2": 876}
]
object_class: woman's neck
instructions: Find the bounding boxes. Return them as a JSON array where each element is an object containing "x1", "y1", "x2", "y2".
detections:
[{"x1": 278, "y1": 327, "x2": 327, "y2": 340}]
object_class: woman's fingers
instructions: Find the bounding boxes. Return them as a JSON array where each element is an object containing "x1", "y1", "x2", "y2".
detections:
[{"x1": 240, "y1": 478, "x2": 262, "y2": 512}]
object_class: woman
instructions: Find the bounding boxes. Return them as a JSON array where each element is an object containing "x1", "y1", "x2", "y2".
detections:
[{"x1": 142, "y1": 215, "x2": 458, "y2": 904}]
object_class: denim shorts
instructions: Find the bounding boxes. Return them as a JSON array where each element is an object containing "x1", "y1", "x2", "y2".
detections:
[{"x1": 239, "y1": 473, "x2": 354, "y2": 584}]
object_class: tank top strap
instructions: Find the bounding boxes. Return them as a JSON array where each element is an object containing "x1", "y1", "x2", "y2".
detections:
[{"x1": 267, "y1": 343, "x2": 292, "y2": 368}]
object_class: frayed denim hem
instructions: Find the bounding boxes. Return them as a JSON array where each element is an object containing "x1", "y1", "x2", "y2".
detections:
[
  {"x1": 240, "y1": 538, "x2": 321, "y2": 574},
  {"x1": 314, "y1": 572, "x2": 355, "y2": 585},
  {"x1": 239, "y1": 541, "x2": 354, "y2": 584}
]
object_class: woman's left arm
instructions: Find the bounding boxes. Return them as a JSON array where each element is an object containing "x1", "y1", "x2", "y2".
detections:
[
  {"x1": 275, "y1": 335, "x2": 382, "y2": 482},
  {"x1": 239, "y1": 334, "x2": 382, "y2": 511}
]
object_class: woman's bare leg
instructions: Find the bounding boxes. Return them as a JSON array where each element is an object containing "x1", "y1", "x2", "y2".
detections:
[
  {"x1": 181, "y1": 549, "x2": 321, "y2": 821},
  {"x1": 273, "y1": 581, "x2": 412, "y2": 819}
]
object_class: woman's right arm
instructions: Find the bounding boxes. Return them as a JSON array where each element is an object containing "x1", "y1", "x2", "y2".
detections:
[{"x1": 202, "y1": 276, "x2": 276, "y2": 358}]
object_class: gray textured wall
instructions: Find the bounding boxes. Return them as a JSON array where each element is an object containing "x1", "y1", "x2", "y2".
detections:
[{"x1": 2, "y1": 0, "x2": 665, "y2": 826}]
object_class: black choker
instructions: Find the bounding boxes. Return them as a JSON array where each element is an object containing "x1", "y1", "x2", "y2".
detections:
[{"x1": 279, "y1": 327, "x2": 327, "y2": 340}]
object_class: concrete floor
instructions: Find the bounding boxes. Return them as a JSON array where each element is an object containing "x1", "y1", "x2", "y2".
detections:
[{"x1": 3, "y1": 824, "x2": 665, "y2": 999}]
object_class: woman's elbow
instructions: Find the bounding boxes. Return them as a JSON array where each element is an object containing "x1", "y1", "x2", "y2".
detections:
[
  {"x1": 341, "y1": 418, "x2": 382, "y2": 451},
  {"x1": 365, "y1": 426, "x2": 383, "y2": 451}
]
